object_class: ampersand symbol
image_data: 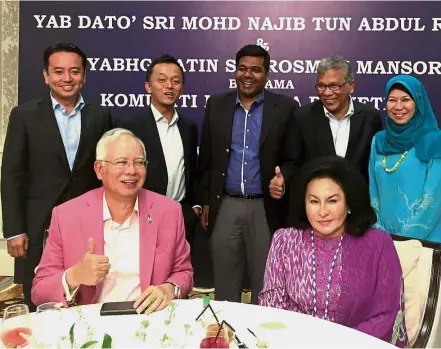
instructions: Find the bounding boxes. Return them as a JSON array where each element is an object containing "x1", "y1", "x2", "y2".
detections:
[{"x1": 256, "y1": 38, "x2": 270, "y2": 51}]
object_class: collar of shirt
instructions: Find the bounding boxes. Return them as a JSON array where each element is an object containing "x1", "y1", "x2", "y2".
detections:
[
  {"x1": 50, "y1": 92, "x2": 85, "y2": 114},
  {"x1": 103, "y1": 193, "x2": 139, "y2": 229},
  {"x1": 323, "y1": 96, "x2": 355, "y2": 121},
  {"x1": 235, "y1": 90, "x2": 265, "y2": 110},
  {"x1": 150, "y1": 103, "x2": 179, "y2": 126}
]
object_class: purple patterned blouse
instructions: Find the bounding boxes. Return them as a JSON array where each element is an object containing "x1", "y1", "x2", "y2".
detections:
[{"x1": 259, "y1": 227, "x2": 407, "y2": 347}]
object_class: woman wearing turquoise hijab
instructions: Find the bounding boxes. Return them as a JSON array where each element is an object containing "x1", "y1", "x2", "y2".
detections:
[{"x1": 369, "y1": 75, "x2": 441, "y2": 243}]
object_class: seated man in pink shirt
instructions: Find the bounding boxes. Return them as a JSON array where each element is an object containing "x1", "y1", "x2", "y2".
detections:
[{"x1": 31, "y1": 128, "x2": 193, "y2": 314}]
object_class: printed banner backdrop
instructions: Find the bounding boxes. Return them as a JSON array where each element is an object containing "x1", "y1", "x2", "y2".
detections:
[{"x1": 19, "y1": 1, "x2": 441, "y2": 133}]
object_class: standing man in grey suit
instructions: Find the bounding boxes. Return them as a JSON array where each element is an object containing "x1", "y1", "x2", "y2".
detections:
[
  {"x1": 1, "y1": 43, "x2": 113, "y2": 310},
  {"x1": 197, "y1": 44, "x2": 299, "y2": 304}
]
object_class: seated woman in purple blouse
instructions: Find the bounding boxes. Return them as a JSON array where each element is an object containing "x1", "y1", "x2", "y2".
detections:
[{"x1": 259, "y1": 156, "x2": 407, "y2": 347}]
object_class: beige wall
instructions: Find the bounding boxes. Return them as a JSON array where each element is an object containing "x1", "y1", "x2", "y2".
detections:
[{"x1": 0, "y1": 1, "x2": 19, "y2": 275}]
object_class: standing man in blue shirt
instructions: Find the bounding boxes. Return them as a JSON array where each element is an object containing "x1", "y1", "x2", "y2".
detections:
[
  {"x1": 197, "y1": 44, "x2": 299, "y2": 304},
  {"x1": 1, "y1": 43, "x2": 113, "y2": 310}
]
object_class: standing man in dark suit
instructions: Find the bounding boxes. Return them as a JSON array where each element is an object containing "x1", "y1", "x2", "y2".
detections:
[
  {"x1": 198, "y1": 44, "x2": 299, "y2": 304},
  {"x1": 1, "y1": 43, "x2": 113, "y2": 310},
  {"x1": 113, "y1": 54, "x2": 200, "y2": 247},
  {"x1": 269, "y1": 56, "x2": 382, "y2": 200}
]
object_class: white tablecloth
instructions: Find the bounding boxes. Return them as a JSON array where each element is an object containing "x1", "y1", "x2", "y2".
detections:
[{"x1": 2, "y1": 299, "x2": 395, "y2": 348}]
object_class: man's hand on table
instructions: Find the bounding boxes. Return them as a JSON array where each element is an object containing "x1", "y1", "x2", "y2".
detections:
[{"x1": 134, "y1": 283, "x2": 175, "y2": 315}]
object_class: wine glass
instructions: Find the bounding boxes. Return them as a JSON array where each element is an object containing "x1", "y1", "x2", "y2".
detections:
[
  {"x1": 1, "y1": 304, "x2": 32, "y2": 348},
  {"x1": 200, "y1": 323, "x2": 230, "y2": 348},
  {"x1": 35, "y1": 302, "x2": 63, "y2": 347}
]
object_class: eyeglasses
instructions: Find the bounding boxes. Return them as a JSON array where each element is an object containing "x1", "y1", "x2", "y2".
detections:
[
  {"x1": 98, "y1": 159, "x2": 148, "y2": 170},
  {"x1": 315, "y1": 81, "x2": 350, "y2": 92}
]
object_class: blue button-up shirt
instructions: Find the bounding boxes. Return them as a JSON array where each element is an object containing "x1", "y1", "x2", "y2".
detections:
[
  {"x1": 51, "y1": 93, "x2": 84, "y2": 170},
  {"x1": 225, "y1": 92, "x2": 264, "y2": 196}
]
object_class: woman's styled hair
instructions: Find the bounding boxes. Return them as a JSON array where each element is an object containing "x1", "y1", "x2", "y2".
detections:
[{"x1": 289, "y1": 156, "x2": 377, "y2": 237}]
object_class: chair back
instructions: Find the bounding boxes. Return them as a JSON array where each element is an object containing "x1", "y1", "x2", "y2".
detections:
[{"x1": 392, "y1": 234, "x2": 441, "y2": 348}]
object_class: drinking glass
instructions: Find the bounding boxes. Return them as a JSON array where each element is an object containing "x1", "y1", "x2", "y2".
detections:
[
  {"x1": 1, "y1": 304, "x2": 32, "y2": 348},
  {"x1": 35, "y1": 302, "x2": 63, "y2": 348},
  {"x1": 200, "y1": 323, "x2": 230, "y2": 348}
]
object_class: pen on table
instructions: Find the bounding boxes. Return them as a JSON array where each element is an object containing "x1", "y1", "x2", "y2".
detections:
[{"x1": 247, "y1": 328, "x2": 257, "y2": 338}]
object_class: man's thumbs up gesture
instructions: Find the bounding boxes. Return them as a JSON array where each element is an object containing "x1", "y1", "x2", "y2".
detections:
[
  {"x1": 66, "y1": 238, "x2": 111, "y2": 289},
  {"x1": 87, "y1": 237, "x2": 96, "y2": 254},
  {"x1": 269, "y1": 166, "x2": 285, "y2": 199}
]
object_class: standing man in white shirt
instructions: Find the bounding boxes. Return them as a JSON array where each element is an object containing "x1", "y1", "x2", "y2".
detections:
[
  {"x1": 1, "y1": 43, "x2": 112, "y2": 310},
  {"x1": 114, "y1": 54, "x2": 200, "y2": 248},
  {"x1": 269, "y1": 55, "x2": 382, "y2": 201}
]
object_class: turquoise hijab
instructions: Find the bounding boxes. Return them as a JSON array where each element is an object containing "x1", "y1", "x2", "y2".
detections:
[{"x1": 375, "y1": 75, "x2": 441, "y2": 161}]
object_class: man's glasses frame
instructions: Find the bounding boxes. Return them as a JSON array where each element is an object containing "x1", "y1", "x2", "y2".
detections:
[
  {"x1": 98, "y1": 159, "x2": 148, "y2": 170},
  {"x1": 315, "y1": 80, "x2": 352, "y2": 92}
]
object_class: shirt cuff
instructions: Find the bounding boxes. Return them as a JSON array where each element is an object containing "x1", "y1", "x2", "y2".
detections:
[
  {"x1": 62, "y1": 269, "x2": 79, "y2": 302},
  {"x1": 6, "y1": 233, "x2": 26, "y2": 240},
  {"x1": 192, "y1": 205, "x2": 202, "y2": 211}
]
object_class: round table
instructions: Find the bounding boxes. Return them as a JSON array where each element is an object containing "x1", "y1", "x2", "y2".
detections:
[{"x1": 2, "y1": 299, "x2": 396, "y2": 348}]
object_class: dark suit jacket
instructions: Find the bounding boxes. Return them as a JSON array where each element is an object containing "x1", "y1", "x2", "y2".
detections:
[
  {"x1": 291, "y1": 99, "x2": 382, "y2": 181},
  {"x1": 1, "y1": 94, "x2": 113, "y2": 281},
  {"x1": 197, "y1": 90, "x2": 299, "y2": 233},
  {"x1": 113, "y1": 106, "x2": 199, "y2": 206}
]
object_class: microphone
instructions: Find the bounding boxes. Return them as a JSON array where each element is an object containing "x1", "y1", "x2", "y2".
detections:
[{"x1": 148, "y1": 214, "x2": 153, "y2": 224}]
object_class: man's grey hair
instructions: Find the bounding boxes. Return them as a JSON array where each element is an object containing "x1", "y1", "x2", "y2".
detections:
[
  {"x1": 317, "y1": 56, "x2": 354, "y2": 81},
  {"x1": 96, "y1": 128, "x2": 147, "y2": 160}
]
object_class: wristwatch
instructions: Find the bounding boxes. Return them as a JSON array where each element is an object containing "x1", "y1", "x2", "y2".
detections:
[{"x1": 166, "y1": 282, "x2": 181, "y2": 299}]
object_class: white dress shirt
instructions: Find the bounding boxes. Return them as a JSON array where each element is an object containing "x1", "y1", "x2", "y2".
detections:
[
  {"x1": 62, "y1": 194, "x2": 141, "y2": 302},
  {"x1": 323, "y1": 97, "x2": 355, "y2": 158},
  {"x1": 150, "y1": 104, "x2": 186, "y2": 202}
]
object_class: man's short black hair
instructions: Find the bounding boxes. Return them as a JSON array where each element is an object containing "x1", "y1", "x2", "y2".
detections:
[
  {"x1": 289, "y1": 156, "x2": 377, "y2": 237},
  {"x1": 145, "y1": 54, "x2": 185, "y2": 84},
  {"x1": 43, "y1": 43, "x2": 87, "y2": 71},
  {"x1": 235, "y1": 44, "x2": 270, "y2": 73}
]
